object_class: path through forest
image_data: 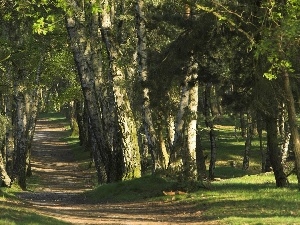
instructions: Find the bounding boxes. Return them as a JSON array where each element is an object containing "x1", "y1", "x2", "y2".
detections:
[{"x1": 18, "y1": 117, "x2": 217, "y2": 225}]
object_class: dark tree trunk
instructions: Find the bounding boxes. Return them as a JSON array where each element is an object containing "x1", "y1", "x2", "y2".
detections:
[
  {"x1": 265, "y1": 116, "x2": 288, "y2": 187},
  {"x1": 204, "y1": 83, "x2": 217, "y2": 180},
  {"x1": 240, "y1": 112, "x2": 246, "y2": 138},
  {"x1": 196, "y1": 132, "x2": 207, "y2": 180},
  {"x1": 243, "y1": 113, "x2": 253, "y2": 170},
  {"x1": 88, "y1": 120, "x2": 107, "y2": 184},
  {"x1": 208, "y1": 128, "x2": 217, "y2": 180}
]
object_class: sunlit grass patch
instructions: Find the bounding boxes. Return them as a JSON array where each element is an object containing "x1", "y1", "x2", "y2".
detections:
[
  {"x1": 222, "y1": 216, "x2": 300, "y2": 225},
  {"x1": 38, "y1": 112, "x2": 67, "y2": 122},
  {"x1": 189, "y1": 174, "x2": 300, "y2": 224}
]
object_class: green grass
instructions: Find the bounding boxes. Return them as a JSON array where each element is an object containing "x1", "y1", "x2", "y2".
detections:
[
  {"x1": 4, "y1": 112, "x2": 298, "y2": 224},
  {"x1": 38, "y1": 112, "x2": 67, "y2": 122},
  {"x1": 0, "y1": 186, "x2": 71, "y2": 225},
  {"x1": 81, "y1": 115, "x2": 300, "y2": 224},
  {"x1": 81, "y1": 173, "x2": 300, "y2": 224},
  {"x1": 85, "y1": 175, "x2": 177, "y2": 202},
  {"x1": 199, "y1": 174, "x2": 300, "y2": 224}
]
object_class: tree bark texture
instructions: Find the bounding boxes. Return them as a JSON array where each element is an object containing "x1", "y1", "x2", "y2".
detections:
[
  {"x1": 182, "y1": 56, "x2": 198, "y2": 180},
  {"x1": 169, "y1": 53, "x2": 199, "y2": 181},
  {"x1": 13, "y1": 87, "x2": 27, "y2": 190},
  {"x1": 0, "y1": 149, "x2": 11, "y2": 187},
  {"x1": 136, "y1": 0, "x2": 162, "y2": 172},
  {"x1": 101, "y1": 3, "x2": 141, "y2": 180},
  {"x1": 282, "y1": 71, "x2": 300, "y2": 189},
  {"x1": 243, "y1": 113, "x2": 253, "y2": 170},
  {"x1": 101, "y1": 27, "x2": 141, "y2": 179},
  {"x1": 265, "y1": 116, "x2": 288, "y2": 187},
  {"x1": 66, "y1": 6, "x2": 113, "y2": 183}
]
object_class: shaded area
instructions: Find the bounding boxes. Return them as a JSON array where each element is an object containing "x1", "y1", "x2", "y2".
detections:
[
  {"x1": 17, "y1": 117, "x2": 215, "y2": 225},
  {"x1": 0, "y1": 199, "x2": 71, "y2": 225}
]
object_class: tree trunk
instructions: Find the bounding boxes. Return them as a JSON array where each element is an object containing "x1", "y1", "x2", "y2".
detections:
[
  {"x1": 88, "y1": 120, "x2": 107, "y2": 184},
  {"x1": 136, "y1": 0, "x2": 161, "y2": 172},
  {"x1": 278, "y1": 104, "x2": 291, "y2": 166},
  {"x1": 0, "y1": 149, "x2": 11, "y2": 187},
  {"x1": 101, "y1": 6, "x2": 141, "y2": 180},
  {"x1": 66, "y1": 8, "x2": 112, "y2": 182},
  {"x1": 243, "y1": 112, "x2": 253, "y2": 170},
  {"x1": 265, "y1": 116, "x2": 288, "y2": 187},
  {"x1": 257, "y1": 114, "x2": 267, "y2": 172},
  {"x1": 168, "y1": 68, "x2": 190, "y2": 171},
  {"x1": 204, "y1": 83, "x2": 217, "y2": 180},
  {"x1": 208, "y1": 128, "x2": 217, "y2": 180},
  {"x1": 282, "y1": 71, "x2": 300, "y2": 189},
  {"x1": 182, "y1": 55, "x2": 198, "y2": 181},
  {"x1": 13, "y1": 87, "x2": 27, "y2": 190},
  {"x1": 4, "y1": 95, "x2": 14, "y2": 178}
]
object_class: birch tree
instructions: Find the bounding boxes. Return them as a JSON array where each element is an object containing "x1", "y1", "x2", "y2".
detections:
[
  {"x1": 100, "y1": 0, "x2": 141, "y2": 179},
  {"x1": 65, "y1": 0, "x2": 113, "y2": 183}
]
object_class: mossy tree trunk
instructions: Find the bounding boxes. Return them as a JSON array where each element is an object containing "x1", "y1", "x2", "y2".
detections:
[
  {"x1": 101, "y1": 2, "x2": 141, "y2": 180},
  {"x1": 66, "y1": 3, "x2": 113, "y2": 183}
]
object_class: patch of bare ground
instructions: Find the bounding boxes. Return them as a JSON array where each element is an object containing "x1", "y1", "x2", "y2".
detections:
[{"x1": 18, "y1": 118, "x2": 219, "y2": 225}]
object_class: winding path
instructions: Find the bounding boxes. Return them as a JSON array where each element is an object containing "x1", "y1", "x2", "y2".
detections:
[{"x1": 18, "y1": 117, "x2": 216, "y2": 225}]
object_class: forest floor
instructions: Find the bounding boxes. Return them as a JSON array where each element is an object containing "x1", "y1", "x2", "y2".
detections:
[{"x1": 17, "y1": 117, "x2": 218, "y2": 225}]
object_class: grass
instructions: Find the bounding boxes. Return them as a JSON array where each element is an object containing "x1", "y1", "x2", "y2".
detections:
[
  {"x1": 85, "y1": 175, "x2": 177, "y2": 202},
  {"x1": 82, "y1": 114, "x2": 300, "y2": 224},
  {"x1": 2, "y1": 112, "x2": 300, "y2": 224},
  {"x1": 83, "y1": 173, "x2": 300, "y2": 224},
  {"x1": 38, "y1": 112, "x2": 68, "y2": 123},
  {"x1": 0, "y1": 185, "x2": 71, "y2": 225},
  {"x1": 199, "y1": 174, "x2": 300, "y2": 224}
]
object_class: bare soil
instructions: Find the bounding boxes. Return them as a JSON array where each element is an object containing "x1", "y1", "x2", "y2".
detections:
[{"x1": 18, "y1": 118, "x2": 219, "y2": 225}]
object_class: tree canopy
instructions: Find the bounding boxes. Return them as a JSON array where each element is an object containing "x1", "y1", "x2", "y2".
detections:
[{"x1": 0, "y1": 0, "x2": 300, "y2": 190}]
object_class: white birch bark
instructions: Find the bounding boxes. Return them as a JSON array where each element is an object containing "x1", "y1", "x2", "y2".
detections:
[
  {"x1": 182, "y1": 56, "x2": 198, "y2": 180},
  {"x1": 101, "y1": 2, "x2": 141, "y2": 179},
  {"x1": 13, "y1": 84, "x2": 27, "y2": 189},
  {"x1": 169, "y1": 54, "x2": 198, "y2": 180},
  {"x1": 169, "y1": 75, "x2": 190, "y2": 169},
  {"x1": 66, "y1": 1, "x2": 112, "y2": 183},
  {"x1": 278, "y1": 104, "x2": 291, "y2": 165},
  {"x1": 136, "y1": 0, "x2": 166, "y2": 171},
  {"x1": 185, "y1": 72, "x2": 198, "y2": 177}
]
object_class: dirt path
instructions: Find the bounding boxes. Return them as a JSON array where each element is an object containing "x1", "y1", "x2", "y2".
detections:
[{"x1": 18, "y1": 118, "x2": 218, "y2": 225}]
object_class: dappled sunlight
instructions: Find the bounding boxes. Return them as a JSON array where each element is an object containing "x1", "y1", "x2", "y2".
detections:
[{"x1": 16, "y1": 118, "x2": 217, "y2": 225}]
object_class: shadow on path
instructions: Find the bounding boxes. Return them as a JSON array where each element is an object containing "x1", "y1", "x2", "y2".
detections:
[{"x1": 18, "y1": 118, "x2": 217, "y2": 225}]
